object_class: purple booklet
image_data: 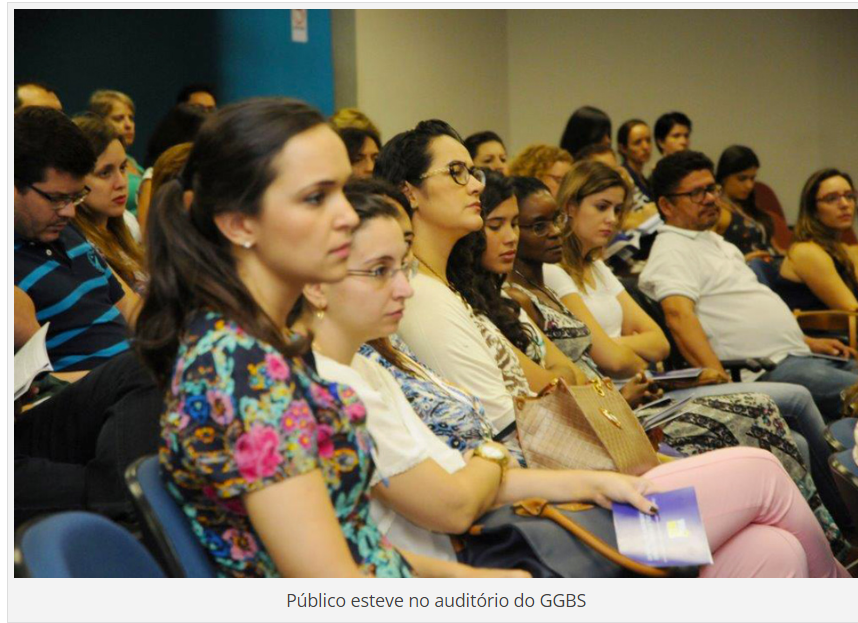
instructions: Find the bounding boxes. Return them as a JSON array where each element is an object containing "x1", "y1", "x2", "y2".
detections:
[{"x1": 612, "y1": 487, "x2": 713, "y2": 568}]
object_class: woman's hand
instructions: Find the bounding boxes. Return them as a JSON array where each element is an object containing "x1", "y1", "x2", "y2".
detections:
[
  {"x1": 619, "y1": 372, "x2": 662, "y2": 408},
  {"x1": 744, "y1": 250, "x2": 772, "y2": 263},
  {"x1": 580, "y1": 471, "x2": 659, "y2": 515}
]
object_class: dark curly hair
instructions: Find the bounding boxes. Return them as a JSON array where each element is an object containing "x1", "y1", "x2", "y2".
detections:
[{"x1": 448, "y1": 169, "x2": 536, "y2": 352}]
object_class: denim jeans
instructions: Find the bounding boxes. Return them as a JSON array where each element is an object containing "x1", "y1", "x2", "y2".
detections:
[
  {"x1": 759, "y1": 354, "x2": 858, "y2": 422},
  {"x1": 666, "y1": 381, "x2": 853, "y2": 532}
]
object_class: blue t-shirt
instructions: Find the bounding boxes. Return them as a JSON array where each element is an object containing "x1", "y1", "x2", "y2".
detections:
[{"x1": 15, "y1": 224, "x2": 130, "y2": 371}]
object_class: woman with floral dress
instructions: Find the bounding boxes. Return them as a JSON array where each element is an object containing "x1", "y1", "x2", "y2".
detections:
[{"x1": 135, "y1": 99, "x2": 493, "y2": 578}]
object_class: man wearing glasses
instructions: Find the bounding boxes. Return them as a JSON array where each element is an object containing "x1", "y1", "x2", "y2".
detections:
[
  {"x1": 14, "y1": 107, "x2": 160, "y2": 527},
  {"x1": 640, "y1": 151, "x2": 858, "y2": 414}
]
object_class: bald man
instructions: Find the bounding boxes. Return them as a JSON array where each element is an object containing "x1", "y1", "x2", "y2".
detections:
[{"x1": 15, "y1": 81, "x2": 62, "y2": 111}]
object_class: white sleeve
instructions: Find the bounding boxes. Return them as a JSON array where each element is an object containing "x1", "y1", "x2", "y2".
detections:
[
  {"x1": 638, "y1": 238, "x2": 702, "y2": 303},
  {"x1": 397, "y1": 275, "x2": 517, "y2": 435},
  {"x1": 593, "y1": 260, "x2": 626, "y2": 298},
  {"x1": 543, "y1": 263, "x2": 580, "y2": 298},
  {"x1": 314, "y1": 354, "x2": 432, "y2": 487}
]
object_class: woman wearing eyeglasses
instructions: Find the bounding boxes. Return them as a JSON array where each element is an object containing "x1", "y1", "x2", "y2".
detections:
[{"x1": 775, "y1": 169, "x2": 858, "y2": 312}]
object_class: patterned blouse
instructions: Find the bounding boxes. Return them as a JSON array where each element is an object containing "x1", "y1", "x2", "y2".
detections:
[
  {"x1": 360, "y1": 337, "x2": 526, "y2": 466},
  {"x1": 160, "y1": 311, "x2": 411, "y2": 578}
]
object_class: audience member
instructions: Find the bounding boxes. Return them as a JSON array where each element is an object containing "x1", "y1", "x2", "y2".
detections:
[
  {"x1": 775, "y1": 169, "x2": 858, "y2": 312},
  {"x1": 331, "y1": 107, "x2": 381, "y2": 137},
  {"x1": 71, "y1": 114, "x2": 146, "y2": 295},
  {"x1": 464, "y1": 131, "x2": 509, "y2": 174},
  {"x1": 377, "y1": 133, "x2": 847, "y2": 577},
  {"x1": 654, "y1": 111, "x2": 692, "y2": 156},
  {"x1": 508, "y1": 144, "x2": 573, "y2": 197},
  {"x1": 89, "y1": 90, "x2": 144, "y2": 216},
  {"x1": 176, "y1": 82, "x2": 217, "y2": 111},
  {"x1": 640, "y1": 151, "x2": 858, "y2": 421},
  {"x1": 575, "y1": 143, "x2": 658, "y2": 229},
  {"x1": 304, "y1": 187, "x2": 529, "y2": 575},
  {"x1": 559, "y1": 105, "x2": 612, "y2": 158},
  {"x1": 617, "y1": 119, "x2": 654, "y2": 202},
  {"x1": 14, "y1": 106, "x2": 160, "y2": 526},
  {"x1": 715, "y1": 145, "x2": 782, "y2": 258},
  {"x1": 134, "y1": 97, "x2": 478, "y2": 578},
  {"x1": 340, "y1": 126, "x2": 381, "y2": 178},
  {"x1": 14, "y1": 80, "x2": 62, "y2": 111}
]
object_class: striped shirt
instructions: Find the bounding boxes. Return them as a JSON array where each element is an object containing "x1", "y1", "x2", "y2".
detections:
[{"x1": 15, "y1": 224, "x2": 130, "y2": 371}]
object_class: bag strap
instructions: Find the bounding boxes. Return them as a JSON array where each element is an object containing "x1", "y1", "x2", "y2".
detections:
[{"x1": 513, "y1": 498, "x2": 670, "y2": 578}]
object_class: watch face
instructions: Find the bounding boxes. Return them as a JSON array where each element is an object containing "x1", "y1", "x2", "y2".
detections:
[{"x1": 481, "y1": 445, "x2": 505, "y2": 461}]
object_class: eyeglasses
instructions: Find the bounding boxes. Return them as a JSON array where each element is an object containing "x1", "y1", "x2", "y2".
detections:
[
  {"x1": 27, "y1": 184, "x2": 91, "y2": 211},
  {"x1": 666, "y1": 183, "x2": 722, "y2": 205},
  {"x1": 817, "y1": 191, "x2": 858, "y2": 205},
  {"x1": 519, "y1": 212, "x2": 568, "y2": 237},
  {"x1": 347, "y1": 259, "x2": 419, "y2": 285},
  {"x1": 420, "y1": 161, "x2": 486, "y2": 186}
]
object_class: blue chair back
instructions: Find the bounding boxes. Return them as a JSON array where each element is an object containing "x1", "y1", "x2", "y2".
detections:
[
  {"x1": 748, "y1": 256, "x2": 782, "y2": 289},
  {"x1": 15, "y1": 511, "x2": 165, "y2": 578},
  {"x1": 125, "y1": 455, "x2": 217, "y2": 578}
]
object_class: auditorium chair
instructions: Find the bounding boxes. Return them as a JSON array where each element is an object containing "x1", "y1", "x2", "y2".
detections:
[
  {"x1": 15, "y1": 511, "x2": 165, "y2": 578},
  {"x1": 126, "y1": 455, "x2": 217, "y2": 578}
]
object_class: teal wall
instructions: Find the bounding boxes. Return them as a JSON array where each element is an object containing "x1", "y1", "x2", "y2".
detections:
[{"x1": 218, "y1": 10, "x2": 334, "y2": 115}]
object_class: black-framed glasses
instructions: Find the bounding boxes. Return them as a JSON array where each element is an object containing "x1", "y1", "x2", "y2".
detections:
[
  {"x1": 817, "y1": 191, "x2": 858, "y2": 205},
  {"x1": 26, "y1": 184, "x2": 91, "y2": 211},
  {"x1": 666, "y1": 183, "x2": 722, "y2": 205},
  {"x1": 420, "y1": 161, "x2": 486, "y2": 186},
  {"x1": 519, "y1": 212, "x2": 568, "y2": 237},
  {"x1": 347, "y1": 259, "x2": 419, "y2": 286}
]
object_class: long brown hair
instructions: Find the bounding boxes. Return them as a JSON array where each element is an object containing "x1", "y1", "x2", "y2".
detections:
[
  {"x1": 556, "y1": 160, "x2": 630, "y2": 290},
  {"x1": 71, "y1": 114, "x2": 144, "y2": 287},
  {"x1": 793, "y1": 168, "x2": 858, "y2": 293},
  {"x1": 135, "y1": 98, "x2": 325, "y2": 387}
]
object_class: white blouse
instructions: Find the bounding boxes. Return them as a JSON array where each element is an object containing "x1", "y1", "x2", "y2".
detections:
[
  {"x1": 543, "y1": 261, "x2": 625, "y2": 338},
  {"x1": 314, "y1": 350, "x2": 463, "y2": 562}
]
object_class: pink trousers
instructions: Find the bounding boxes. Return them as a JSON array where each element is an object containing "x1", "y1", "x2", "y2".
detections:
[{"x1": 644, "y1": 447, "x2": 849, "y2": 578}]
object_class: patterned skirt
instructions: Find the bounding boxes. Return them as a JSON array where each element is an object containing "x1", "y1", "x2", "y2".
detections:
[{"x1": 639, "y1": 392, "x2": 846, "y2": 556}]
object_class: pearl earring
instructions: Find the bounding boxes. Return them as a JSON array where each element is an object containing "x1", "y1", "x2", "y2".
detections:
[{"x1": 243, "y1": 241, "x2": 253, "y2": 249}]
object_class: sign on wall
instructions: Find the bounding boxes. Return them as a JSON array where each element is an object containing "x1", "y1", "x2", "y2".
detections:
[{"x1": 291, "y1": 9, "x2": 308, "y2": 43}]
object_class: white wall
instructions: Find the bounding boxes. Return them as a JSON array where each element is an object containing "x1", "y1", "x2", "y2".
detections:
[
  {"x1": 352, "y1": 9, "x2": 510, "y2": 142},
  {"x1": 345, "y1": 9, "x2": 858, "y2": 220},
  {"x1": 506, "y1": 9, "x2": 858, "y2": 219}
]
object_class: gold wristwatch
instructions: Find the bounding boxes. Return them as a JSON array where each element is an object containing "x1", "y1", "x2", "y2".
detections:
[{"x1": 473, "y1": 442, "x2": 509, "y2": 470}]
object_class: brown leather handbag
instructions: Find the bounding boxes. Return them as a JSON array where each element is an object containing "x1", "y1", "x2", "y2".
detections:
[{"x1": 514, "y1": 377, "x2": 659, "y2": 475}]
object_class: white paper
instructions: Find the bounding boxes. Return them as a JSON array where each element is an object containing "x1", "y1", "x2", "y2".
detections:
[{"x1": 14, "y1": 322, "x2": 53, "y2": 400}]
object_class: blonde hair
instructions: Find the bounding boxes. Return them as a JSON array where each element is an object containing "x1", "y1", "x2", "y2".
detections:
[
  {"x1": 330, "y1": 107, "x2": 380, "y2": 138},
  {"x1": 556, "y1": 160, "x2": 630, "y2": 290},
  {"x1": 151, "y1": 142, "x2": 193, "y2": 197},
  {"x1": 88, "y1": 89, "x2": 136, "y2": 117},
  {"x1": 509, "y1": 144, "x2": 573, "y2": 179}
]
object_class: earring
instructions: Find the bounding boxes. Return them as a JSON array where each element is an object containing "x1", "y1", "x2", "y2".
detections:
[
  {"x1": 315, "y1": 309, "x2": 326, "y2": 321},
  {"x1": 242, "y1": 241, "x2": 253, "y2": 249}
]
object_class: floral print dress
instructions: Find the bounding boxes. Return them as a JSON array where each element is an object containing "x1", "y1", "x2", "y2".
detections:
[{"x1": 160, "y1": 311, "x2": 412, "y2": 578}]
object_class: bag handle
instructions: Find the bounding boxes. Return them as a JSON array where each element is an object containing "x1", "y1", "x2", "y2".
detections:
[{"x1": 513, "y1": 498, "x2": 670, "y2": 578}]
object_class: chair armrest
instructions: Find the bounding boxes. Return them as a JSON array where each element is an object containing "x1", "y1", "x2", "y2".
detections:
[{"x1": 720, "y1": 357, "x2": 777, "y2": 382}]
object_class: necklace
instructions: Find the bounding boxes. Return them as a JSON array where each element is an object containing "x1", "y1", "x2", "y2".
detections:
[
  {"x1": 512, "y1": 268, "x2": 567, "y2": 312},
  {"x1": 414, "y1": 254, "x2": 473, "y2": 310},
  {"x1": 414, "y1": 254, "x2": 448, "y2": 284}
]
